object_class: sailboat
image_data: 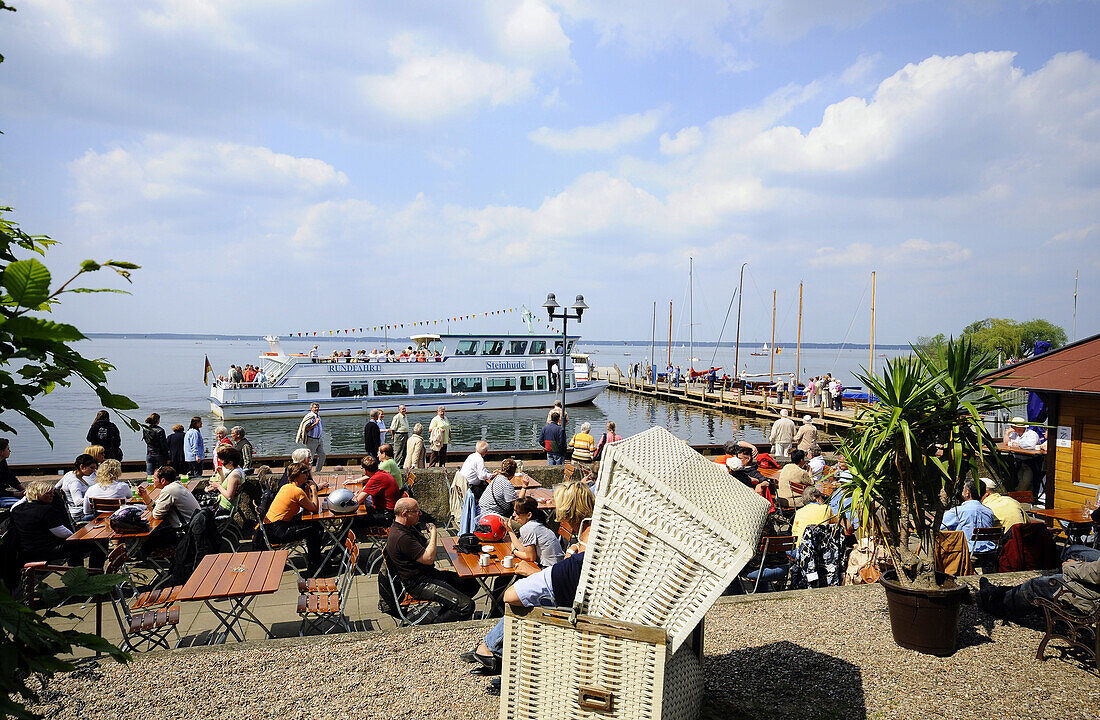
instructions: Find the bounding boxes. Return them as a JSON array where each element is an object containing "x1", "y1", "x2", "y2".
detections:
[{"x1": 750, "y1": 342, "x2": 769, "y2": 357}]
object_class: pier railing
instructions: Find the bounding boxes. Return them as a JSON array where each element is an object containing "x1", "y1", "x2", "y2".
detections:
[{"x1": 594, "y1": 368, "x2": 864, "y2": 431}]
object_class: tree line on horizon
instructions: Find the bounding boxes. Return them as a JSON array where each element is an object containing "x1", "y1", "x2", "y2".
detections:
[{"x1": 914, "y1": 317, "x2": 1068, "y2": 365}]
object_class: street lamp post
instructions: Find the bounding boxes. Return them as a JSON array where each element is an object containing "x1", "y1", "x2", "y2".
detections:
[{"x1": 543, "y1": 293, "x2": 588, "y2": 427}]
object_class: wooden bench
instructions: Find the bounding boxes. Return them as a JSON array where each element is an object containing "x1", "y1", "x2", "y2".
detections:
[{"x1": 1032, "y1": 581, "x2": 1099, "y2": 673}]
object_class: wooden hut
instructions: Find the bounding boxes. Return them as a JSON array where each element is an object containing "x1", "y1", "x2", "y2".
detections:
[{"x1": 981, "y1": 332, "x2": 1100, "y2": 509}]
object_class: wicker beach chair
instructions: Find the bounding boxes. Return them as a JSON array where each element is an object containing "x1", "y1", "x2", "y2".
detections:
[{"x1": 575, "y1": 426, "x2": 771, "y2": 650}]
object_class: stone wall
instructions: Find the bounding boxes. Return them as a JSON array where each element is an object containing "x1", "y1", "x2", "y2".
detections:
[{"x1": 409, "y1": 465, "x2": 568, "y2": 524}]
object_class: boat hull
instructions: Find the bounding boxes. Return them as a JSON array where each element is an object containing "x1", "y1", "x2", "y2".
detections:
[{"x1": 210, "y1": 381, "x2": 609, "y2": 420}]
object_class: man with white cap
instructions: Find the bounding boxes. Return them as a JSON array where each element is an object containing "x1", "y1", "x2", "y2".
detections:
[
  {"x1": 793, "y1": 415, "x2": 818, "y2": 454},
  {"x1": 1003, "y1": 417, "x2": 1046, "y2": 493},
  {"x1": 980, "y1": 478, "x2": 1028, "y2": 533},
  {"x1": 768, "y1": 409, "x2": 796, "y2": 459}
]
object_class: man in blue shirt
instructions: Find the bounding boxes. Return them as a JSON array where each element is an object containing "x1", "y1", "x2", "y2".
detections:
[
  {"x1": 941, "y1": 479, "x2": 996, "y2": 552},
  {"x1": 538, "y1": 412, "x2": 565, "y2": 465}
]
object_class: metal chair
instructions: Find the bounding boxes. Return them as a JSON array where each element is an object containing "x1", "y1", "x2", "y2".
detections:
[
  {"x1": 737, "y1": 536, "x2": 795, "y2": 594},
  {"x1": 378, "y1": 559, "x2": 434, "y2": 627},
  {"x1": 970, "y1": 527, "x2": 1004, "y2": 573},
  {"x1": 254, "y1": 519, "x2": 309, "y2": 578},
  {"x1": 1032, "y1": 579, "x2": 1099, "y2": 673},
  {"x1": 297, "y1": 531, "x2": 359, "y2": 635}
]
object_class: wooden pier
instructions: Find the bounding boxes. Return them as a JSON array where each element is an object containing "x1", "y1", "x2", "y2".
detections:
[{"x1": 595, "y1": 371, "x2": 863, "y2": 433}]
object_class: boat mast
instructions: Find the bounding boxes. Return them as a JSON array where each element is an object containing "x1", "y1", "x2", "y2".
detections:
[
  {"x1": 870, "y1": 271, "x2": 876, "y2": 376},
  {"x1": 650, "y1": 301, "x2": 656, "y2": 382},
  {"x1": 689, "y1": 257, "x2": 694, "y2": 374},
  {"x1": 794, "y1": 281, "x2": 802, "y2": 412},
  {"x1": 734, "y1": 262, "x2": 746, "y2": 381},
  {"x1": 1073, "y1": 269, "x2": 1079, "y2": 341},
  {"x1": 667, "y1": 301, "x2": 672, "y2": 368},
  {"x1": 769, "y1": 290, "x2": 776, "y2": 384}
]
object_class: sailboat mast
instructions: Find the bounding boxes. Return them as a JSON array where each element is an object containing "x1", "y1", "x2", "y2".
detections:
[
  {"x1": 651, "y1": 301, "x2": 656, "y2": 382},
  {"x1": 870, "y1": 271, "x2": 876, "y2": 376},
  {"x1": 735, "y1": 262, "x2": 746, "y2": 381},
  {"x1": 667, "y1": 301, "x2": 673, "y2": 368},
  {"x1": 795, "y1": 281, "x2": 802, "y2": 411},
  {"x1": 1073, "y1": 269, "x2": 1079, "y2": 341},
  {"x1": 689, "y1": 257, "x2": 694, "y2": 373},
  {"x1": 769, "y1": 290, "x2": 776, "y2": 384}
]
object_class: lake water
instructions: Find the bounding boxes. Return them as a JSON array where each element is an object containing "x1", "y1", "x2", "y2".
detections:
[{"x1": 2, "y1": 337, "x2": 906, "y2": 463}]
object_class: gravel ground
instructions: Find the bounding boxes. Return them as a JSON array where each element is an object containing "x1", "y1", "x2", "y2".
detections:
[{"x1": 29, "y1": 579, "x2": 1100, "y2": 720}]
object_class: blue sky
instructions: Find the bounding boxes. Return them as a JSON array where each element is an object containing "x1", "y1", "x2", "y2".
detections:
[{"x1": 1, "y1": 0, "x2": 1098, "y2": 346}]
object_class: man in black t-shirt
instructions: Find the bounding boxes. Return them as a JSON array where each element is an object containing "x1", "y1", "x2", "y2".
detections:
[
  {"x1": 384, "y1": 497, "x2": 478, "y2": 623},
  {"x1": 11, "y1": 481, "x2": 74, "y2": 563}
]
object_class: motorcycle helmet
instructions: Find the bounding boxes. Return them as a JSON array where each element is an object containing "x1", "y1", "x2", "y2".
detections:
[
  {"x1": 327, "y1": 488, "x2": 359, "y2": 514},
  {"x1": 474, "y1": 513, "x2": 508, "y2": 542}
]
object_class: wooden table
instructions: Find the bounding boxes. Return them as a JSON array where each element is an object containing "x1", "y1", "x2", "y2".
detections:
[
  {"x1": 176, "y1": 550, "x2": 288, "y2": 644},
  {"x1": 527, "y1": 487, "x2": 555, "y2": 512},
  {"x1": 1029, "y1": 506, "x2": 1095, "y2": 545},
  {"x1": 996, "y1": 442, "x2": 1045, "y2": 456},
  {"x1": 301, "y1": 502, "x2": 385, "y2": 576},
  {"x1": 511, "y1": 473, "x2": 542, "y2": 489},
  {"x1": 440, "y1": 536, "x2": 521, "y2": 617},
  {"x1": 67, "y1": 509, "x2": 163, "y2": 554},
  {"x1": 145, "y1": 479, "x2": 204, "y2": 504}
]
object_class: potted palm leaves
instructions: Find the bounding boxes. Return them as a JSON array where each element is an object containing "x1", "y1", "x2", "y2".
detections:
[{"x1": 839, "y1": 337, "x2": 1007, "y2": 655}]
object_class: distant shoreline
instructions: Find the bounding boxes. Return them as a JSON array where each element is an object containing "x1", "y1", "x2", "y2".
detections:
[{"x1": 84, "y1": 332, "x2": 909, "y2": 350}]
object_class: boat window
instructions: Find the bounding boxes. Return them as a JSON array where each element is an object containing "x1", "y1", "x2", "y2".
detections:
[
  {"x1": 520, "y1": 376, "x2": 535, "y2": 391},
  {"x1": 530, "y1": 340, "x2": 547, "y2": 354},
  {"x1": 565, "y1": 373, "x2": 574, "y2": 389},
  {"x1": 566, "y1": 340, "x2": 576, "y2": 353},
  {"x1": 507, "y1": 340, "x2": 528, "y2": 355},
  {"x1": 487, "y1": 377, "x2": 517, "y2": 393},
  {"x1": 455, "y1": 340, "x2": 479, "y2": 356},
  {"x1": 331, "y1": 381, "x2": 368, "y2": 398},
  {"x1": 451, "y1": 377, "x2": 483, "y2": 393},
  {"x1": 305, "y1": 381, "x2": 320, "y2": 393},
  {"x1": 553, "y1": 341, "x2": 564, "y2": 354},
  {"x1": 536, "y1": 375, "x2": 546, "y2": 391},
  {"x1": 413, "y1": 378, "x2": 447, "y2": 395},
  {"x1": 428, "y1": 340, "x2": 444, "y2": 354},
  {"x1": 373, "y1": 379, "x2": 409, "y2": 396},
  {"x1": 481, "y1": 340, "x2": 505, "y2": 355}
]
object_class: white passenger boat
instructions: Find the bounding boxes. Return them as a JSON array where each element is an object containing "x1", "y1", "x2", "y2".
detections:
[{"x1": 209, "y1": 334, "x2": 608, "y2": 420}]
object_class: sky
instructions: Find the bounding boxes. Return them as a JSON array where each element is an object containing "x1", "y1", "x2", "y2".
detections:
[{"x1": 1, "y1": 0, "x2": 1098, "y2": 346}]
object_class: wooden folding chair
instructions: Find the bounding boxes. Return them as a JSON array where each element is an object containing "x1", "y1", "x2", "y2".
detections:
[
  {"x1": 91, "y1": 497, "x2": 126, "y2": 514},
  {"x1": 297, "y1": 531, "x2": 359, "y2": 635}
]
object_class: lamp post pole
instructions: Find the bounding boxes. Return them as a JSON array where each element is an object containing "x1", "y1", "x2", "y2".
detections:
[{"x1": 543, "y1": 293, "x2": 588, "y2": 428}]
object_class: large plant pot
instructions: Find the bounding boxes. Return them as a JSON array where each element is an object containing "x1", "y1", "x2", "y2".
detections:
[{"x1": 880, "y1": 571, "x2": 969, "y2": 656}]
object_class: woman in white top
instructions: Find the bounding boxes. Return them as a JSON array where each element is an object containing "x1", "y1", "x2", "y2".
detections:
[
  {"x1": 82, "y1": 459, "x2": 132, "y2": 516},
  {"x1": 55, "y1": 453, "x2": 99, "y2": 522},
  {"x1": 506, "y1": 496, "x2": 564, "y2": 571}
]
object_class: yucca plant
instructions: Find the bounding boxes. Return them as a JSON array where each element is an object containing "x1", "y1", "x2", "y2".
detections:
[{"x1": 839, "y1": 337, "x2": 1009, "y2": 588}]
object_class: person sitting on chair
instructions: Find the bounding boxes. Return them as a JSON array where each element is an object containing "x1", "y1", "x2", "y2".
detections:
[
  {"x1": 479, "y1": 458, "x2": 526, "y2": 520},
  {"x1": 977, "y1": 546, "x2": 1100, "y2": 619},
  {"x1": 384, "y1": 497, "x2": 479, "y2": 624},
  {"x1": 980, "y1": 478, "x2": 1028, "y2": 533},
  {"x1": 506, "y1": 496, "x2": 564, "y2": 571},
  {"x1": 940, "y1": 480, "x2": 997, "y2": 553},
  {"x1": 791, "y1": 488, "x2": 835, "y2": 546},
  {"x1": 776, "y1": 450, "x2": 811, "y2": 510},
  {"x1": 10, "y1": 480, "x2": 74, "y2": 563},
  {"x1": 82, "y1": 459, "x2": 132, "y2": 517},
  {"x1": 144, "y1": 465, "x2": 202, "y2": 554},
  {"x1": 352, "y1": 454, "x2": 401, "y2": 526},
  {"x1": 263, "y1": 462, "x2": 323, "y2": 575}
]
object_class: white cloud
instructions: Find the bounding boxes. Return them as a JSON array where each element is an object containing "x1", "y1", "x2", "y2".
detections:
[
  {"x1": 810, "y1": 239, "x2": 972, "y2": 268},
  {"x1": 360, "y1": 35, "x2": 536, "y2": 121},
  {"x1": 497, "y1": 0, "x2": 573, "y2": 69},
  {"x1": 1046, "y1": 223, "x2": 1100, "y2": 245},
  {"x1": 659, "y1": 126, "x2": 703, "y2": 155},
  {"x1": 529, "y1": 107, "x2": 668, "y2": 152}
]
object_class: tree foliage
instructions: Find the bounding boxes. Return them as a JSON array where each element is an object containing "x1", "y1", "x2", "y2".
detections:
[
  {"x1": 839, "y1": 337, "x2": 1008, "y2": 588},
  {"x1": 0, "y1": 206, "x2": 137, "y2": 717},
  {"x1": 0, "y1": 208, "x2": 141, "y2": 442},
  {"x1": 960, "y1": 317, "x2": 1067, "y2": 360}
]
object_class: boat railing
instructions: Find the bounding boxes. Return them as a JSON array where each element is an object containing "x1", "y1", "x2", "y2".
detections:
[{"x1": 302, "y1": 355, "x2": 446, "y2": 364}]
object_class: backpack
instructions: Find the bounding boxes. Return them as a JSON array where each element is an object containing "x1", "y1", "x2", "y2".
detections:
[{"x1": 109, "y1": 505, "x2": 150, "y2": 534}]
